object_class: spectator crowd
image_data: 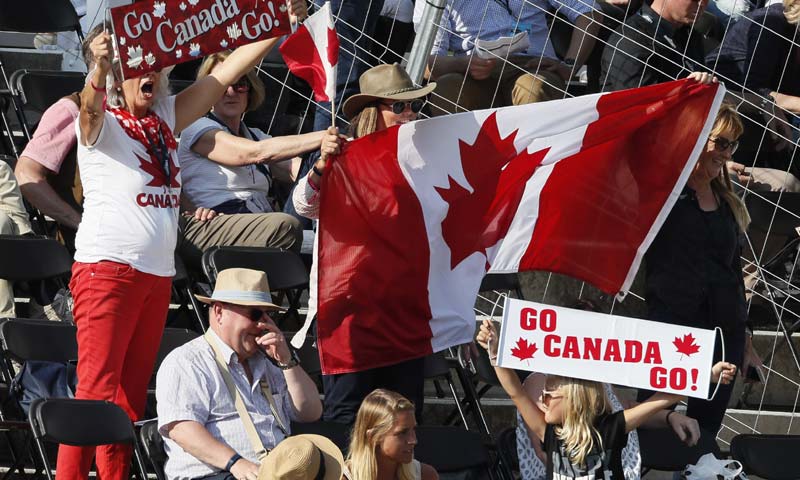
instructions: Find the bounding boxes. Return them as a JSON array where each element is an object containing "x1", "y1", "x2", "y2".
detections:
[{"x1": 0, "y1": 0, "x2": 798, "y2": 477}]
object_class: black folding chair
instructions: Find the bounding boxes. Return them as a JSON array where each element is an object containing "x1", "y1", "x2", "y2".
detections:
[
  {"x1": 202, "y1": 246, "x2": 309, "y2": 329},
  {"x1": 424, "y1": 352, "x2": 469, "y2": 429},
  {"x1": 0, "y1": 235, "x2": 72, "y2": 309},
  {"x1": 638, "y1": 426, "x2": 721, "y2": 475},
  {"x1": 11, "y1": 69, "x2": 85, "y2": 137},
  {"x1": 28, "y1": 398, "x2": 148, "y2": 480},
  {"x1": 144, "y1": 328, "x2": 200, "y2": 419},
  {"x1": 138, "y1": 418, "x2": 167, "y2": 480},
  {"x1": 494, "y1": 427, "x2": 518, "y2": 480},
  {"x1": 415, "y1": 426, "x2": 494, "y2": 480},
  {"x1": 0, "y1": 318, "x2": 78, "y2": 478},
  {"x1": 743, "y1": 193, "x2": 800, "y2": 385},
  {"x1": 0, "y1": 0, "x2": 83, "y2": 155},
  {"x1": 730, "y1": 433, "x2": 800, "y2": 480},
  {"x1": 290, "y1": 420, "x2": 350, "y2": 455},
  {"x1": 171, "y1": 253, "x2": 208, "y2": 332}
]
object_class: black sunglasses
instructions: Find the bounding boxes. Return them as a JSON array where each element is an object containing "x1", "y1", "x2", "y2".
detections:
[
  {"x1": 709, "y1": 136, "x2": 739, "y2": 154},
  {"x1": 247, "y1": 308, "x2": 270, "y2": 322},
  {"x1": 230, "y1": 77, "x2": 251, "y2": 93},
  {"x1": 382, "y1": 99, "x2": 425, "y2": 115}
]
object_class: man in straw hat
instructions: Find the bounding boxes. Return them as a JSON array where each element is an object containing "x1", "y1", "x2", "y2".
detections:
[{"x1": 156, "y1": 268, "x2": 322, "y2": 480}]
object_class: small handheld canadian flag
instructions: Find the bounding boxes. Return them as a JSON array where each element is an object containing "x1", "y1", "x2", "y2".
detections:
[{"x1": 280, "y1": 1, "x2": 339, "y2": 119}]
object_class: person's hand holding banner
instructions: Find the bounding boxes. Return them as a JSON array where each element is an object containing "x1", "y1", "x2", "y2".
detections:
[
  {"x1": 110, "y1": 0, "x2": 302, "y2": 79},
  {"x1": 494, "y1": 298, "x2": 733, "y2": 399}
]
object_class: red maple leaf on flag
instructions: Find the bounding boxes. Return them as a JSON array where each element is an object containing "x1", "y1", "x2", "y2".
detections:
[
  {"x1": 435, "y1": 112, "x2": 550, "y2": 270},
  {"x1": 137, "y1": 154, "x2": 181, "y2": 188},
  {"x1": 673, "y1": 333, "x2": 701, "y2": 359},
  {"x1": 510, "y1": 337, "x2": 538, "y2": 362}
]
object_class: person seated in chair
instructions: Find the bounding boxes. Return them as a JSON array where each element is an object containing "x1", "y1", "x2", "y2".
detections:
[
  {"x1": 178, "y1": 51, "x2": 337, "y2": 215},
  {"x1": 156, "y1": 268, "x2": 322, "y2": 480},
  {"x1": 422, "y1": 0, "x2": 600, "y2": 115},
  {"x1": 0, "y1": 161, "x2": 34, "y2": 318}
]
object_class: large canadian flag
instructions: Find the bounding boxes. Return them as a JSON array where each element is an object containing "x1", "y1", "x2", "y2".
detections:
[{"x1": 316, "y1": 79, "x2": 726, "y2": 374}]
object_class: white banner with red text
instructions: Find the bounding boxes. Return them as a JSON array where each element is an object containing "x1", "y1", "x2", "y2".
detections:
[{"x1": 496, "y1": 298, "x2": 721, "y2": 399}]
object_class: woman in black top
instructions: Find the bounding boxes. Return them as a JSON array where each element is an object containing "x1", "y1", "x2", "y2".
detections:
[{"x1": 643, "y1": 104, "x2": 761, "y2": 433}]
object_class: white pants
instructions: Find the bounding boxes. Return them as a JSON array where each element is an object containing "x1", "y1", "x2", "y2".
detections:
[{"x1": 0, "y1": 163, "x2": 33, "y2": 318}]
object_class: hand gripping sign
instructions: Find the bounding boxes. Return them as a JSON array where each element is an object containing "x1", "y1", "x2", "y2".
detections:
[
  {"x1": 496, "y1": 298, "x2": 723, "y2": 399},
  {"x1": 110, "y1": 0, "x2": 291, "y2": 79}
]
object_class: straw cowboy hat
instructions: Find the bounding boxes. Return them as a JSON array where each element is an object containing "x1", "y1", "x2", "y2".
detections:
[
  {"x1": 195, "y1": 268, "x2": 284, "y2": 310},
  {"x1": 342, "y1": 63, "x2": 437, "y2": 119},
  {"x1": 259, "y1": 434, "x2": 345, "y2": 480}
]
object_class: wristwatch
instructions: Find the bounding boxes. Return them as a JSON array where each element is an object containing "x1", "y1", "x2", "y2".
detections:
[
  {"x1": 561, "y1": 58, "x2": 576, "y2": 68},
  {"x1": 275, "y1": 348, "x2": 301, "y2": 370}
]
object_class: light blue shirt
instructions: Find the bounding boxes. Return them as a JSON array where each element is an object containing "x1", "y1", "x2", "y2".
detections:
[
  {"x1": 156, "y1": 330, "x2": 296, "y2": 480},
  {"x1": 428, "y1": 0, "x2": 598, "y2": 60}
]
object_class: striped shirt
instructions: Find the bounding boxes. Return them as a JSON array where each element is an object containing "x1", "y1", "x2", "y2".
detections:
[{"x1": 428, "y1": 0, "x2": 598, "y2": 60}]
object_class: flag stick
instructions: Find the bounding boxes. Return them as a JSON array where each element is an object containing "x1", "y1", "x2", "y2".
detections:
[{"x1": 330, "y1": 96, "x2": 336, "y2": 129}]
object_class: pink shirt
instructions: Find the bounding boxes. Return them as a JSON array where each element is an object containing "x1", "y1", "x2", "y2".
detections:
[{"x1": 20, "y1": 98, "x2": 79, "y2": 174}]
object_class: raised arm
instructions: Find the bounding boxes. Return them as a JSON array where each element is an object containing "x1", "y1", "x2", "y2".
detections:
[
  {"x1": 191, "y1": 130, "x2": 326, "y2": 167},
  {"x1": 476, "y1": 319, "x2": 547, "y2": 441},
  {"x1": 79, "y1": 32, "x2": 113, "y2": 146},
  {"x1": 174, "y1": 0, "x2": 308, "y2": 133},
  {"x1": 625, "y1": 361, "x2": 736, "y2": 433}
]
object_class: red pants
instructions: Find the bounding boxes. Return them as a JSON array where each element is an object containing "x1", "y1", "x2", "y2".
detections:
[{"x1": 55, "y1": 261, "x2": 171, "y2": 480}]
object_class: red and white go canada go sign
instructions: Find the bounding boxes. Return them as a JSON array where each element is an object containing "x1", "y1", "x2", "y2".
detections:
[
  {"x1": 496, "y1": 298, "x2": 721, "y2": 399},
  {"x1": 110, "y1": 0, "x2": 291, "y2": 79}
]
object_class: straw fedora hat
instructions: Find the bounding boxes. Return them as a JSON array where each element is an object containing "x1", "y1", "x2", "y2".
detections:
[
  {"x1": 195, "y1": 268, "x2": 284, "y2": 310},
  {"x1": 259, "y1": 434, "x2": 344, "y2": 480},
  {"x1": 341, "y1": 63, "x2": 437, "y2": 119}
]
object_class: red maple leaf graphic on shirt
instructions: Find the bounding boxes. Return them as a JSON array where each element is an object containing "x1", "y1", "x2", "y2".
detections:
[
  {"x1": 511, "y1": 337, "x2": 538, "y2": 362},
  {"x1": 673, "y1": 333, "x2": 701, "y2": 359},
  {"x1": 435, "y1": 112, "x2": 550, "y2": 270},
  {"x1": 137, "y1": 153, "x2": 181, "y2": 188}
]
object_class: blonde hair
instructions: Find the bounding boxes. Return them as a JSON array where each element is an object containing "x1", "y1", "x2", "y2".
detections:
[
  {"x1": 196, "y1": 50, "x2": 266, "y2": 112},
  {"x1": 546, "y1": 376, "x2": 610, "y2": 467},
  {"x1": 709, "y1": 103, "x2": 750, "y2": 231},
  {"x1": 347, "y1": 389, "x2": 417, "y2": 480},
  {"x1": 784, "y1": 0, "x2": 800, "y2": 24},
  {"x1": 348, "y1": 104, "x2": 380, "y2": 139}
]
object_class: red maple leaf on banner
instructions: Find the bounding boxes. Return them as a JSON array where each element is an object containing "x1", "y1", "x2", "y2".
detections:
[
  {"x1": 510, "y1": 337, "x2": 538, "y2": 362},
  {"x1": 673, "y1": 333, "x2": 701, "y2": 359},
  {"x1": 137, "y1": 154, "x2": 181, "y2": 188},
  {"x1": 435, "y1": 113, "x2": 550, "y2": 270}
]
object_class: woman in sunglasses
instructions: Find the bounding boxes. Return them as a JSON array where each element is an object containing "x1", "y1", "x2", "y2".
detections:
[
  {"x1": 291, "y1": 63, "x2": 436, "y2": 424},
  {"x1": 642, "y1": 103, "x2": 760, "y2": 434},
  {"x1": 178, "y1": 51, "x2": 337, "y2": 215}
]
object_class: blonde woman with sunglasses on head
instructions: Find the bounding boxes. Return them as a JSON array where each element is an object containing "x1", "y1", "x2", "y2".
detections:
[
  {"x1": 477, "y1": 320, "x2": 736, "y2": 480},
  {"x1": 346, "y1": 389, "x2": 438, "y2": 480}
]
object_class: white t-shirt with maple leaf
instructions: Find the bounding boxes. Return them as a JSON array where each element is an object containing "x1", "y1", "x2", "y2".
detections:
[{"x1": 74, "y1": 96, "x2": 181, "y2": 277}]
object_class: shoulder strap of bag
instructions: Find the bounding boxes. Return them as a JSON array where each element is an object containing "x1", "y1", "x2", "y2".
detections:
[{"x1": 204, "y1": 331, "x2": 268, "y2": 461}]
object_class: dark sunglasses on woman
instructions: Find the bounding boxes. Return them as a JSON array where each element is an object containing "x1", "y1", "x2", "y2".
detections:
[
  {"x1": 230, "y1": 78, "x2": 251, "y2": 93},
  {"x1": 709, "y1": 136, "x2": 739, "y2": 154},
  {"x1": 383, "y1": 99, "x2": 425, "y2": 114}
]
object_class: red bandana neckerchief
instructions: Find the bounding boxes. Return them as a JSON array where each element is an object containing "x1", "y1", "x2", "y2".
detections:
[{"x1": 108, "y1": 106, "x2": 178, "y2": 184}]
